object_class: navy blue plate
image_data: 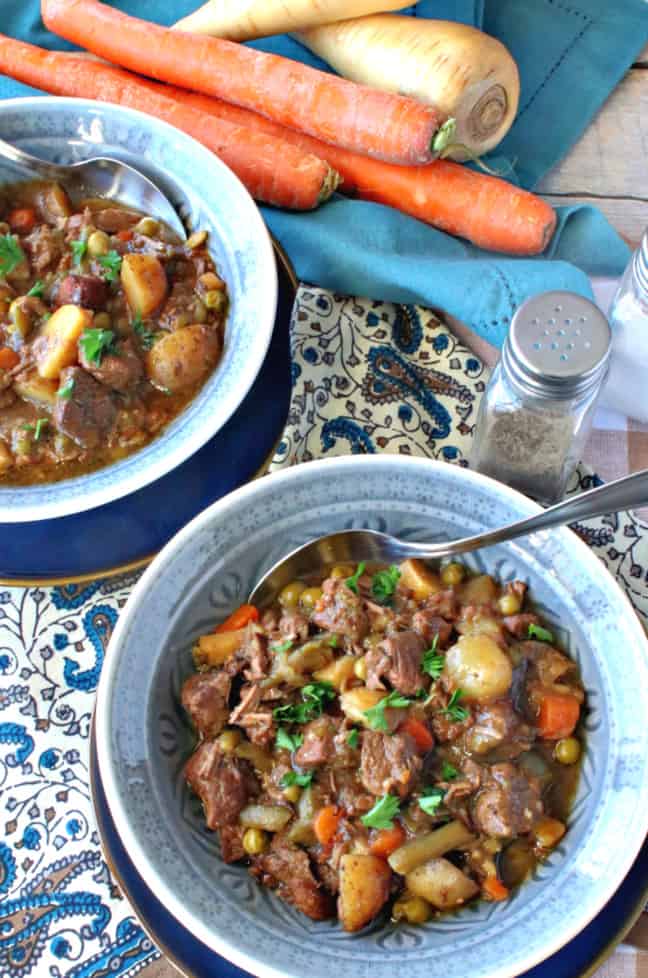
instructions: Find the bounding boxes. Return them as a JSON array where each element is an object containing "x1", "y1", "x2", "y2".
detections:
[
  {"x1": 89, "y1": 725, "x2": 647, "y2": 978},
  {"x1": 0, "y1": 244, "x2": 295, "y2": 584}
]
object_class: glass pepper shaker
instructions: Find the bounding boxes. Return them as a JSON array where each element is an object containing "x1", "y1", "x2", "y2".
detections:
[
  {"x1": 601, "y1": 228, "x2": 648, "y2": 420},
  {"x1": 471, "y1": 291, "x2": 611, "y2": 505}
]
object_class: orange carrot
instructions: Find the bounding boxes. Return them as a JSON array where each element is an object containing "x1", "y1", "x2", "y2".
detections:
[
  {"x1": 482, "y1": 876, "x2": 509, "y2": 901},
  {"x1": 313, "y1": 805, "x2": 343, "y2": 845},
  {"x1": 214, "y1": 604, "x2": 259, "y2": 633},
  {"x1": 537, "y1": 693, "x2": 580, "y2": 740},
  {"x1": 400, "y1": 717, "x2": 434, "y2": 752},
  {"x1": 370, "y1": 824, "x2": 406, "y2": 858},
  {"x1": 0, "y1": 36, "x2": 337, "y2": 211},
  {"x1": 152, "y1": 83, "x2": 556, "y2": 255},
  {"x1": 115, "y1": 229, "x2": 133, "y2": 243},
  {"x1": 0, "y1": 347, "x2": 20, "y2": 370},
  {"x1": 7, "y1": 208, "x2": 36, "y2": 234},
  {"x1": 41, "y1": 0, "x2": 447, "y2": 165}
]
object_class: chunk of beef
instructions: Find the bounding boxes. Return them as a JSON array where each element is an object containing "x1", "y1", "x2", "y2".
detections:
[
  {"x1": 443, "y1": 758, "x2": 483, "y2": 806},
  {"x1": 502, "y1": 613, "x2": 539, "y2": 639},
  {"x1": 219, "y1": 824, "x2": 246, "y2": 864},
  {"x1": 411, "y1": 610, "x2": 454, "y2": 647},
  {"x1": 53, "y1": 366, "x2": 117, "y2": 448},
  {"x1": 294, "y1": 717, "x2": 335, "y2": 768},
  {"x1": 225, "y1": 624, "x2": 270, "y2": 682},
  {"x1": 184, "y1": 740, "x2": 258, "y2": 830},
  {"x1": 278, "y1": 608, "x2": 310, "y2": 643},
  {"x1": 94, "y1": 207, "x2": 140, "y2": 232},
  {"x1": 424, "y1": 589, "x2": 460, "y2": 621},
  {"x1": 311, "y1": 578, "x2": 369, "y2": 644},
  {"x1": 181, "y1": 670, "x2": 231, "y2": 740},
  {"x1": 366, "y1": 630, "x2": 426, "y2": 695},
  {"x1": 79, "y1": 337, "x2": 144, "y2": 393},
  {"x1": 360, "y1": 730, "x2": 422, "y2": 798},
  {"x1": 56, "y1": 274, "x2": 108, "y2": 311},
  {"x1": 472, "y1": 762, "x2": 543, "y2": 838},
  {"x1": 251, "y1": 836, "x2": 335, "y2": 921},
  {"x1": 465, "y1": 701, "x2": 534, "y2": 758},
  {"x1": 24, "y1": 225, "x2": 62, "y2": 273},
  {"x1": 229, "y1": 683, "x2": 274, "y2": 747}
]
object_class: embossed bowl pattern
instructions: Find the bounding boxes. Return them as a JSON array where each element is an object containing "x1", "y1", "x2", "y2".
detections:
[
  {"x1": 96, "y1": 455, "x2": 648, "y2": 978},
  {"x1": 0, "y1": 97, "x2": 277, "y2": 523}
]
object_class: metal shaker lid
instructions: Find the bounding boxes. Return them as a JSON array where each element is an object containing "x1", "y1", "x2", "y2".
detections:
[{"x1": 504, "y1": 291, "x2": 611, "y2": 397}]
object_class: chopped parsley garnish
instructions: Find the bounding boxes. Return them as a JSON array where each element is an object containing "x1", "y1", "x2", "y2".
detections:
[
  {"x1": 71, "y1": 239, "x2": 87, "y2": 266},
  {"x1": 439, "y1": 689, "x2": 469, "y2": 723},
  {"x1": 272, "y1": 640, "x2": 293, "y2": 653},
  {"x1": 0, "y1": 234, "x2": 25, "y2": 277},
  {"x1": 79, "y1": 328, "x2": 115, "y2": 366},
  {"x1": 347, "y1": 728, "x2": 359, "y2": 749},
  {"x1": 363, "y1": 689, "x2": 411, "y2": 732},
  {"x1": 57, "y1": 376, "x2": 75, "y2": 400},
  {"x1": 345, "y1": 562, "x2": 366, "y2": 594},
  {"x1": 421, "y1": 634, "x2": 444, "y2": 680},
  {"x1": 97, "y1": 250, "x2": 122, "y2": 282},
  {"x1": 27, "y1": 279, "x2": 45, "y2": 298},
  {"x1": 419, "y1": 787, "x2": 445, "y2": 816},
  {"x1": 22, "y1": 418, "x2": 48, "y2": 441},
  {"x1": 361, "y1": 794, "x2": 401, "y2": 829},
  {"x1": 371, "y1": 565, "x2": 401, "y2": 605},
  {"x1": 132, "y1": 312, "x2": 155, "y2": 350},
  {"x1": 275, "y1": 728, "x2": 303, "y2": 752},
  {"x1": 273, "y1": 681, "x2": 335, "y2": 725},
  {"x1": 280, "y1": 770, "x2": 314, "y2": 789},
  {"x1": 441, "y1": 761, "x2": 459, "y2": 781},
  {"x1": 328, "y1": 635, "x2": 339, "y2": 648},
  {"x1": 528, "y1": 623, "x2": 554, "y2": 643}
]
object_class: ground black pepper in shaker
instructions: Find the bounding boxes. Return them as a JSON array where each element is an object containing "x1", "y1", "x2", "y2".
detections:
[{"x1": 471, "y1": 291, "x2": 611, "y2": 504}]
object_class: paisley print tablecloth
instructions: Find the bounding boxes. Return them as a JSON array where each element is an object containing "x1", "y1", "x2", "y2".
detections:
[{"x1": 1, "y1": 286, "x2": 646, "y2": 978}]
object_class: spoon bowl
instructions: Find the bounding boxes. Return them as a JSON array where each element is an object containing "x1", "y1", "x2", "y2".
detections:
[
  {"x1": 249, "y1": 466, "x2": 648, "y2": 606},
  {"x1": 0, "y1": 136, "x2": 186, "y2": 239}
]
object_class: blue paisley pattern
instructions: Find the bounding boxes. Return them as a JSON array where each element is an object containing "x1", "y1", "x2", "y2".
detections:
[{"x1": 1, "y1": 286, "x2": 647, "y2": 978}]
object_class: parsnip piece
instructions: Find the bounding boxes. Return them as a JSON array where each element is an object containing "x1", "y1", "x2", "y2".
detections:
[{"x1": 399, "y1": 558, "x2": 441, "y2": 600}]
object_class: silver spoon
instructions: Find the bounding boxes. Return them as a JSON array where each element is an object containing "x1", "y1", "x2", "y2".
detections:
[
  {"x1": 0, "y1": 137, "x2": 186, "y2": 240},
  {"x1": 249, "y1": 467, "x2": 648, "y2": 606}
]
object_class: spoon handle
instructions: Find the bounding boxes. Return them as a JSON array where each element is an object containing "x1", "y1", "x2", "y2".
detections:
[
  {"x1": 399, "y1": 468, "x2": 648, "y2": 561},
  {"x1": 0, "y1": 136, "x2": 70, "y2": 181}
]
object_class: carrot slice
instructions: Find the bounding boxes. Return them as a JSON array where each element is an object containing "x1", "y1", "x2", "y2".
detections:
[
  {"x1": 41, "y1": 0, "x2": 447, "y2": 164},
  {"x1": 7, "y1": 208, "x2": 36, "y2": 233},
  {"x1": 537, "y1": 693, "x2": 580, "y2": 740},
  {"x1": 400, "y1": 717, "x2": 434, "y2": 752},
  {"x1": 483, "y1": 876, "x2": 509, "y2": 901},
  {"x1": 152, "y1": 82, "x2": 557, "y2": 256},
  {"x1": 0, "y1": 35, "x2": 337, "y2": 211},
  {"x1": 313, "y1": 805, "x2": 343, "y2": 846},
  {"x1": 214, "y1": 604, "x2": 259, "y2": 633},
  {"x1": 370, "y1": 823, "x2": 406, "y2": 858},
  {"x1": 0, "y1": 347, "x2": 20, "y2": 370}
]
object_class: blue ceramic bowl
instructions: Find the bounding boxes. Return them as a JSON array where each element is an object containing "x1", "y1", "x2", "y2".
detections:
[
  {"x1": 95, "y1": 455, "x2": 648, "y2": 978},
  {"x1": 0, "y1": 97, "x2": 277, "y2": 522}
]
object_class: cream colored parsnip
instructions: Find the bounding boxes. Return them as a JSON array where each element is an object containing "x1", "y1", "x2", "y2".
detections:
[
  {"x1": 298, "y1": 16, "x2": 520, "y2": 159},
  {"x1": 445, "y1": 634, "x2": 512, "y2": 703},
  {"x1": 173, "y1": 0, "x2": 406, "y2": 40}
]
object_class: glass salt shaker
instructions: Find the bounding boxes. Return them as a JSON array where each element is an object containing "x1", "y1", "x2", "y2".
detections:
[
  {"x1": 602, "y1": 228, "x2": 648, "y2": 420},
  {"x1": 471, "y1": 291, "x2": 611, "y2": 505}
]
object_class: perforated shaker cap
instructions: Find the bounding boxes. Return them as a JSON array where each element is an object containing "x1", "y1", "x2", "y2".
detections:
[{"x1": 503, "y1": 291, "x2": 611, "y2": 398}]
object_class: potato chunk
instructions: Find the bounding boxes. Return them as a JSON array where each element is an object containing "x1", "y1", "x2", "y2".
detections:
[
  {"x1": 0, "y1": 439, "x2": 13, "y2": 474},
  {"x1": 460, "y1": 574, "x2": 498, "y2": 605},
  {"x1": 146, "y1": 324, "x2": 221, "y2": 393},
  {"x1": 338, "y1": 854, "x2": 391, "y2": 932},
  {"x1": 340, "y1": 687, "x2": 384, "y2": 726},
  {"x1": 399, "y1": 558, "x2": 441, "y2": 600},
  {"x1": 34, "y1": 305, "x2": 93, "y2": 380},
  {"x1": 445, "y1": 634, "x2": 512, "y2": 703},
  {"x1": 121, "y1": 253, "x2": 168, "y2": 316},
  {"x1": 406, "y1": 857, "x2": 479, "y2": 910},
  {"x1": 314, "y1": 655, "x2": 357, "y2": 690},
  {"x1": 192, "y1": 628, "x2": 245, "y2": 668},
  {"x1": 13, "y1": 370, "x2": 58, "y2": 407}
]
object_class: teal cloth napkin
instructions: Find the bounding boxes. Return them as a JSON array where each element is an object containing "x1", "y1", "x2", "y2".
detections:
[{"x1": 1, "y1": 0, "x2": 646, "y2": 346}]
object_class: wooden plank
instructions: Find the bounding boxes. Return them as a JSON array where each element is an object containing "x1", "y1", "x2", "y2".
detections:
[
  {"x1": 540, "y1": 194, "x2": 648, "y2": 247},
  {"x1": 537, "y1": 69, "x2": 647, "y2": 199},
  {"x1": 635, "y1": 41, "x2": 648, "y2": 66}
]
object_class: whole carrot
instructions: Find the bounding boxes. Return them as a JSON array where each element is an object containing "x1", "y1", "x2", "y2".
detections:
[
  {"x1": 0, "y1": 36, "x2": 338, "y2": 211},
  {"x1": 149, "y1": 82, "x2": 557, "y2": 255},
  {"x1": 40, "y1": 0, "x2": 448, "y2": 165}
]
